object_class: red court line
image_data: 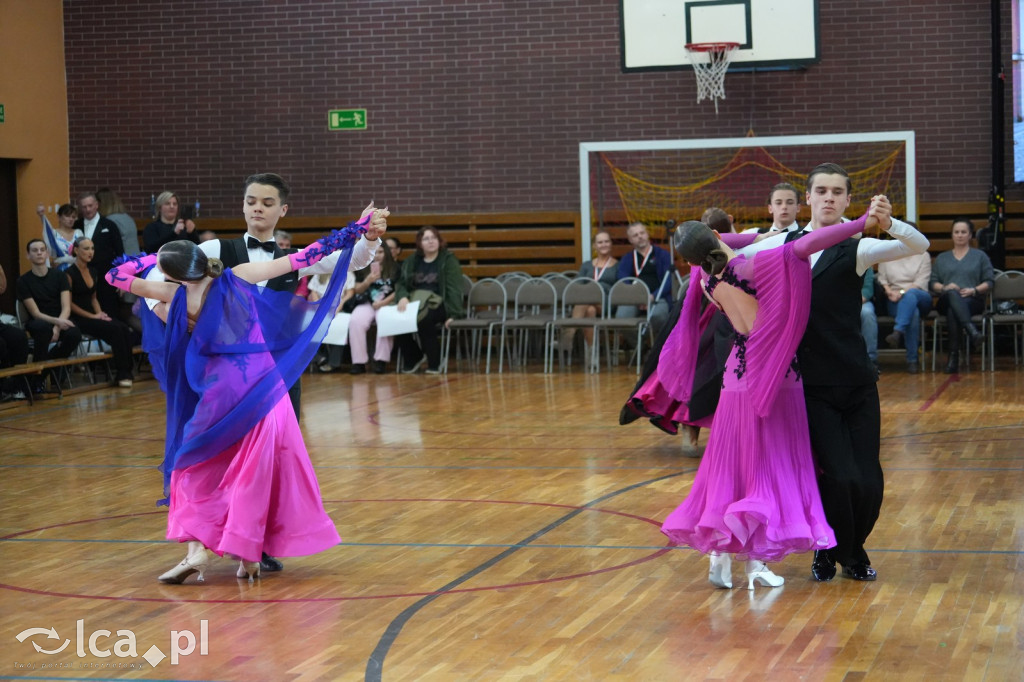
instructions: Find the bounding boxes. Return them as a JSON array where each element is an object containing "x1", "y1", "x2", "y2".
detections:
[
  {"x1": 0, "y1": 499, "x2": 673, "y2": 604},
  {"x1": 918, "y1": 374, "x2": 959, "y2": 411}
]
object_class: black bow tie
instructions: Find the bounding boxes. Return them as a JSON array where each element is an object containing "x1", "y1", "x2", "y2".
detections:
[{"x1": 247, "y1": 236, "x2": 277, "y2": 253}]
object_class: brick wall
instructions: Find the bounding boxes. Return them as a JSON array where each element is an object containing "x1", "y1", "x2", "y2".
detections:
[{"x1": 63, "y1": 0, "x2": 1016, "y2": 221}]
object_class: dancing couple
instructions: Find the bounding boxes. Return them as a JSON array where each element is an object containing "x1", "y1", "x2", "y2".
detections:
[
  {"x1": 626, "y1": 165, "x2": 929, "y2": 589},
  {"x1": 107, "y1": 184, "x2": 388, "y2": 584}
]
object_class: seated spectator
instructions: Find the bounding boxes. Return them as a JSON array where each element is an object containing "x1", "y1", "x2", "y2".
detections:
[
  {"x1": 563, "y1": 230, "x2": 617, "y2": 362},
  {"x1": 929, "y1": 218, "x2": 993, "y2": 373},
  {"x1": 395, "y1": 226, "x2": 465, "y2": 374},
  {"x1": 66, "y1": 238, "x2": 136, "y2": 387},
  {"x1": 143, "y1": 191, "x2": 199, "y2": 252},
  {"x1": 880, "y1": 249, "x2": 932, "y2": 374},
  {"x1": 385, "y1": 237, "x2": 403, "y2": 262},
  {"x1": 311, "y1": 271, "x2": 356, "y2": 373},
  {"x1": 348, "y1": 245, "x2": 398, "y2": 374},
  {"x1": 74, "y1": 191, "x2": 126, "y2": 320},
  {"x1": 861, "y1": 268, "x2": 878, "y2": 373},
  {"x1": 198, "y1": 230, "x2": 218, "y2": 243},
  {"x1": 274, "y1": 229, "x2": 292, "y2": 250},
  {"x1": 0, "y1": 264, "x2": 30, "y2": 400},
  {"x1": 16, "y1": 240, "x2": 83, "y2": 392},
  {"x1": 37, "y1": 203, "x2": 82, "y2": 272},
  {"x1": 616, "y1": 222, "x2": 672, "y2": 338}
]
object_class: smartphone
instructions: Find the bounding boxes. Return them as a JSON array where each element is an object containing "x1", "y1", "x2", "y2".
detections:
[{"x1": 179, "y1": 204, "x2": 194, "y2": 221}]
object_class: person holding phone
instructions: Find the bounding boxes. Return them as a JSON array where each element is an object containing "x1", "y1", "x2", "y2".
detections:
[
  {"x1": 348, "y1": 245, "x2": 398, "y2": 374},
  {"x1": 143, "y1": 191, "x2": 199, "y2": 252}
]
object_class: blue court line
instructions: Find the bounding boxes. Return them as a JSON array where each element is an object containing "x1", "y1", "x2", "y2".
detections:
[{"x1": 1, "y1": 537, "x2": 1020, "y2": 555}]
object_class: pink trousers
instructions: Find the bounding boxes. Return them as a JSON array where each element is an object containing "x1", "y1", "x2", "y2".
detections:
[{"x1": 349, "y1": 302, "x2": 392, "y2": 364}]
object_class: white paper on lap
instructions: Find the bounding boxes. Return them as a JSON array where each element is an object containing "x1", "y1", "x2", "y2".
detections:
[
  {"x1": 323, "y1": 312, "x2": 352, "y2": 345},
  {"x1": 375, "y1": 301, "x2": 420, "y2": 337}
]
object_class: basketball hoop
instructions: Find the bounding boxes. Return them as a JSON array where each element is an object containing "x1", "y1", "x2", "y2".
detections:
[{"x1": 684, "y1": 42, "x2": 739, "y2": 114}]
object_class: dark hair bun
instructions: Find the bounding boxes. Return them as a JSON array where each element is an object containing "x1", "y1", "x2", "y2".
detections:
[{"x1": 704, "y1": 249, "x2": 728, "y2": 277}]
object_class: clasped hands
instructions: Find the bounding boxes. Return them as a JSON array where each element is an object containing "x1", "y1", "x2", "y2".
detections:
[
  {"x1": 938, "y1": 282, "x2": 978, "y2": 298},
  {"x1": 866, "y1": 195, "x2": 892, "y2": 233},
  {"x1": 359, "y1": 201, "x2": 390, "y2": 241}
]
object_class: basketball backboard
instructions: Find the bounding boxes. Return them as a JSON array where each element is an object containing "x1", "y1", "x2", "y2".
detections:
[{"x1": 620, "y1": 0, "x2": 820, "y2": 71}]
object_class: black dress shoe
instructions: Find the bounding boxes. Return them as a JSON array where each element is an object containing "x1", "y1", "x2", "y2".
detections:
[
  {"x1": 906, "y1": 362, "x2": 919, "y2": 374},
  {"x1": 841, "y1": 563, "x2": 877, "y2": 581},
  {"x1": 260, "y1": 552, "x2": 284, "y2": 572},
  {"x1": 372, "y1": 360, "x2": 387, "y2": 374},
  {"x1": 350, "y1": 364, "x2": 366, "y2": 375},
  {"x1": 811, "y1": 549, "x2": 836, "y2": 581}
]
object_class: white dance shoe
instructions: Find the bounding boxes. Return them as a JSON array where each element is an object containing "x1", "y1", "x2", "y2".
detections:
[
  {"x1": 745, "y1": 560, "x2": 784, "y2": 590},
  {"x1": 708, "y1": 553, "x2": 733, "y2": 589}
]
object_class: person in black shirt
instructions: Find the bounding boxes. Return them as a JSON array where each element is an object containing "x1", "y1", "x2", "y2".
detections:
[{"x1": 16, "y1": 240, "x2": 83, "y2": 389}]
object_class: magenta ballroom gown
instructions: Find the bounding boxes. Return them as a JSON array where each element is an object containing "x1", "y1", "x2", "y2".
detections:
[
  {"x1": 658, "y1": 217, "x2": 875, "y2": 561},
  {"x1": 136, "y1": 230, "x2": 364, "y2": 563}
]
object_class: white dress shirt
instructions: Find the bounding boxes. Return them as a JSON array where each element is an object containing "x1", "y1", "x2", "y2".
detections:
[{"x1": 83, "y1": 214, "x2": 100, "y2": 239}]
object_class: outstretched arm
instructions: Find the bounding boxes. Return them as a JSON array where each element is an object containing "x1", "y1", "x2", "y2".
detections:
[
  {"x1": 232, "y1": 210, "x2": 376, "y2": 285},
  {"x1": 792, "y1": 212, "x2": 875, "y2": 260},
  {"x1": 298, "y1": 203, "x2": 389, "y2": 276},
  {"x1": 855, "y1": 195, "x2": 929, "y2": 272},
  {"x1": 105, "y1": 254, "x2": 179, "y2": 303}
]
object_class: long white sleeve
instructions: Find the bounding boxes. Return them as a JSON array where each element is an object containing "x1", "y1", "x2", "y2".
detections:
[{"x1": 855, "y1": 218, "x2": 930, "y2": 275}]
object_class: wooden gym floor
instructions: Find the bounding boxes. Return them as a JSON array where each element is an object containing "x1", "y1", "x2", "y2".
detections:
[{"x1": 0, "y1": 353, "x2": 1022, "y2": 681}]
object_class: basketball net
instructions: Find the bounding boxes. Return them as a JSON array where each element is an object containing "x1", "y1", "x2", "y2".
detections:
[{"x1": 685, "y1": 43, "x2": 739, "y2": 114}]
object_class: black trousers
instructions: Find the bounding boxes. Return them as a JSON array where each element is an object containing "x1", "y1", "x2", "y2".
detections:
[
  {"x1": 0, "y1": 323, "x2": 29, "y2": 367},
  {"x1": 71, "y1": 314, "x2": 135, "y2": 381},
  {"x1": 803, "y1": 382, "x2": 883, "y2": 568},
  {"x1": 396, "y1": 304, "x2": 446, "y2": 370},
  {"x1": 288, "y1": 379, "x2": 301, "y2": 416},
  {"x1": 25, "y1": 318, "x2": 82, "y2": 362},
  {"x1": 0, "y1": 323, "x2": 30, "y2": 395},
  {"x1": 935, "y1": 291, "x2": 985, "y2": 353}
]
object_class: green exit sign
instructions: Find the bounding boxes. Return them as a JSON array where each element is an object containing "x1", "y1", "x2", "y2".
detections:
[
  {"x1": 0, "y1": 104, "x2": 5, "y2": 123},
  {"x1": 328, "y1": 109, "x2": 366, "y2": 130}
]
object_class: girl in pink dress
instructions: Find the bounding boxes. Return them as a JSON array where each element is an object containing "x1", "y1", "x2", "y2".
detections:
[
  {"x1": 105, "y1": 206, "x2": 388, "y2": 584},
  {"x1": 660, "y1": 211, "x2": 876, "y2": 590}
]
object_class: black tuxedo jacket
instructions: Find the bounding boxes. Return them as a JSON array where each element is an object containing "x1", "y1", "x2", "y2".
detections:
[
  {"x1": 217, "y1": 237, "x2": 299, "y2": 293},
  {"x1": 785, "y1": 232, "x2": 876, "y2": 387}
]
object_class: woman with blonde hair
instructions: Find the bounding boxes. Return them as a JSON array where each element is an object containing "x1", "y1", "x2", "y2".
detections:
[{"x1": 143, "y1": 191, "x2": 198, "y2": 252}]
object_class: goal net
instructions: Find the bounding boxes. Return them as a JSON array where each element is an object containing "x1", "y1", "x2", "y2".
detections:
[{"x1": 578, "y1": 131, "x2": 916, "y2": 257}]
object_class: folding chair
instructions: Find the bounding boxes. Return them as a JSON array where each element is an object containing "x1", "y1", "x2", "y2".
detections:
[
  {"x1": 440, "y1": 278, "x2": 506, "y2": 373},
  {"x1": 547, "y1": 277, "x2": 606, "y2": 372}
]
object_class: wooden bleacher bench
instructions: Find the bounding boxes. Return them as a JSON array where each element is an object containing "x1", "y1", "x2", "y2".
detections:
[
  {"x1": 1, "y1": 352, "x2": 114, "y2": 405},
  {"x1": 150, "y1": 211, "x2": 583, "y2": 279}
]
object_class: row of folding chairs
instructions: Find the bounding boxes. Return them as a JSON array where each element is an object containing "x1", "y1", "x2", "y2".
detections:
[
  {"x1": 440, "y1": 276, "x2": 657, "y2": 374},
  {"x1": 877, "y1": 270, "x2": 1024, "y2": 373}
]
